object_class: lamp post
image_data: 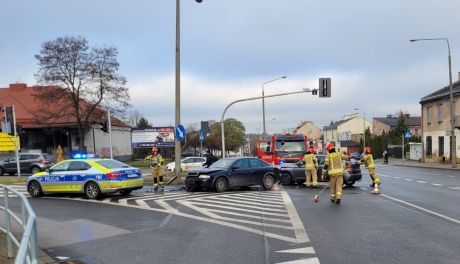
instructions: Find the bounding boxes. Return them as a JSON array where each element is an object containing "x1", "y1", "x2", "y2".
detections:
[
  {"x1": 354, "y1": 108, "x2": 366, "y2": 152},
  {"x1": 410, "y1": 38, "x2": 456, "y2": 168},
  {"x1": 175, "y1": 0, "x2": 203, "y2": 177},
  {"x1": 262, "y1": 76, "x2": 286, "y2": 138}
]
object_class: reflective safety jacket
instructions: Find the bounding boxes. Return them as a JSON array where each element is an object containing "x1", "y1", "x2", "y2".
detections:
[
  {"x1": 325, "y1": 152, "x2": 348, "y2": 175},
  {"x1": 145, "y1": 154, "x2": 165, "y2": 169},
  {"x1": 304, "y1": 154, "x2": 318, "y2": 170},
  {"x1": 362, "y1": 154, "x2": 375, "y2": 169}
]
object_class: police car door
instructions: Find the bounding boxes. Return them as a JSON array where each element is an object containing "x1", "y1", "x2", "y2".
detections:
[
  {"x1": 67, "y1": 161, "x2": 93, "y2": 191},
  {"x1": 44, "y1": 161, "x2": 71, "y2": 192}
]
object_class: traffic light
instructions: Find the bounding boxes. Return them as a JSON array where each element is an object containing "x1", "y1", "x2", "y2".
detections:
[
  {"x1": 100, "y1": 122, "x2": 108, "y2": 133},
  {"x1": 5, "y1": 106, "x2": 14, "y2": 135}
]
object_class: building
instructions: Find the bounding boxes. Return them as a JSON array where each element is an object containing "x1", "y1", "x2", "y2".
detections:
[
  {"x1": 323, "y1": 116, "x2": 372, "y2": 155},
  {"x1": 420, "y1": 78, "x2": 460, "y2": 163},
  {"x1": 373, "y1": 114, "x2": 421, "y2": 136},
  {"x1": 0, "y1": 83, "x2": 132, "y2": 160},
  {"x1": 293, "y1": 121, "x2": 321, "y2": 141}
]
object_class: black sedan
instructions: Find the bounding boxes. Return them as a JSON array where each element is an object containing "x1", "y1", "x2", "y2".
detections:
[
  {"x1": 185, "y1": 157, "x2": 280, "y2": 192},
  {"x1": 279, "y1": 154, "x2": 362, "y2": 187}
]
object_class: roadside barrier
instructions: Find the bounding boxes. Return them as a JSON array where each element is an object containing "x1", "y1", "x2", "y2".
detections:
[{"x1": 0, "y1": 184, "x2": 39, "y2": 264}]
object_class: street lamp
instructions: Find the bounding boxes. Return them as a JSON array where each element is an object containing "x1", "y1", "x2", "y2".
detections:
[
  {"x1": 354, "y1": 108, "x2": 365, "y2": 152},
  {"x1": 262, "y1": 76, "x2": 286, "y2": 138},
  {"x1": 410, "y1": 38, "x2": 456, "y2": 168},
  {"x1": 175, "y1": 0, "x2": 203, "y2": 178}
]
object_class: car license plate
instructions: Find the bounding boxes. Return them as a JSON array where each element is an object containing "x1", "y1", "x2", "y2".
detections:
[{"x1": 128, "y1": 173, "x2": 138, "y2": 178}]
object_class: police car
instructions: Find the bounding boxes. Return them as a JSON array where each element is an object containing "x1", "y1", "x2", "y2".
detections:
[{"x1": 27, "y1": 157, "x2": 144, "y2": 199}]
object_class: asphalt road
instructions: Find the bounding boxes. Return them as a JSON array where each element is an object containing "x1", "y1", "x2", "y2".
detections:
[{"x1": 1, "y1": 164, "x2": 459, "y2": 264}]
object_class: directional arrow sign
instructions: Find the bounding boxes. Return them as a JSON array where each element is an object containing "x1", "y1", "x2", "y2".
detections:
[
  {"x1": 175, "y1": 124, "x2": 185, "y2": 142},
  {"x1": 199, "y1": 130, "x2": 205, "y2": 141}
]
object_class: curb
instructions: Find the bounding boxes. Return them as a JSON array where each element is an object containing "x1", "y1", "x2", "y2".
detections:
[{"x1": 391, "y1": 164, "x2": 460, "y2": 171}]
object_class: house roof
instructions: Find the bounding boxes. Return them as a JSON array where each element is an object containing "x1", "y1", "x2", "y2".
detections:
[
  {"x1": 373, "y1": 116, "x2": 421, "y2": 128},
  {"x1": 323, "y1": 118, "x2": 353, "y2": 130},
  {"x1": 0, "y1": 83, "x2": 129, "y2": 128},
  {"x1": 420, "y1": 80, "x2": 460, "y2": 104}
]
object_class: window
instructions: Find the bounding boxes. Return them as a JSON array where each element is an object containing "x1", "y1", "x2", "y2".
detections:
[
  {"x1": 51, "y1": 161, "x2": 71, "y2": 172},
  {"x1": 233, "y1": 159, "x2": 250, "y2": 169},
  {"x1": 249, "y1": 158, "x2": 267, "y2": 168},
  {"x1": 95, "y1": 160, "x2": 129, "y2": 169},
  {"x1": 438, "y1": 136, "x2": 444, "y2": 157},
  {"x1": 427, "y1": 106, "x2": 432, "y2": 124},
  {"x1": 438, "y1": 104, "x2": 444, "y2": 122},
  {"x1": 426, "y1": 136, "x2": 432, "y2": 157},
  {"x1": 68, "y1": 161, "x2": 91, "y2": 171}
]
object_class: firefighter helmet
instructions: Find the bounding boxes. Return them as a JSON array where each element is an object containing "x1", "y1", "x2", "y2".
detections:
[
  {"x1": 326, "y1": 143, "x2": 335, "y2": 152},
  {"x1": 309, "y1": 148, "x2": 315, "y2": 154},
  {"x1": 151, "y1": 147, "x2": 158, "y2": 153},
  {"x1": 364, "y1": 146, "x2": 372, "y2": 154}
]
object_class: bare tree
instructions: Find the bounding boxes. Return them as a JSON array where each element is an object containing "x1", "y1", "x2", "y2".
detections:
[
  {"x1": 34, "y1": 36, "x2": 129, "y2": 150},
  {"x1": 126, "y1": 109, "x2": 143, "y2": 128}
]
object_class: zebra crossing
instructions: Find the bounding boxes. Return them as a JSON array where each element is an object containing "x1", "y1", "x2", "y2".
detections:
[{"x1": 0, "y1": 185, "x2": 29, "y2": 198}]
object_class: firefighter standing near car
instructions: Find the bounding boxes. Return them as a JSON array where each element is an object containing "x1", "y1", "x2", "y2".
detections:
[
  {"x1": 323, "y1": 143, "x2": 349, "y2": 204},
  {"x1": 362, "y1": 146, "x2": 381, "y2": 187},
  {"x1": 144, "y1": 147, "x2": 165, "y2": 191},
  {"x1": 304, "y1": 148, "x2": 318, "y2": 188}
]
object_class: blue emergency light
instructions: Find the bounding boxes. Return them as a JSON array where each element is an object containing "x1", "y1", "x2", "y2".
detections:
[{"x1": 72, "y1": 151, "x2": 87, "y2": 159}]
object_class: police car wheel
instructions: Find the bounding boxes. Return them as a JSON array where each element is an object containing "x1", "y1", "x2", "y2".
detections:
[
  {"x1": 85, "y1": 182, "x2": 101, "y2": 199},
  {"x1": 28, "y1": 181, "x2": 43, "y2": 197},
  {"x1": 263, "y1": 174, "x2": 275, "y2": 190}
]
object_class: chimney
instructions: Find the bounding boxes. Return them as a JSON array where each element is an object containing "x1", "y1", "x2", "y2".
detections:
[{"x1": 9, "y1": 83, "x2": 27, "y2": 91}]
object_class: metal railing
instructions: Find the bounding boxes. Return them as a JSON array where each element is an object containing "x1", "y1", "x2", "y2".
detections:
[{"x1": 0, "y1": 184, "x2": 39, "y2": 264}]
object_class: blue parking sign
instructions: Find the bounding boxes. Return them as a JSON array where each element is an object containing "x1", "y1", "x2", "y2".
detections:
[{"x1": 404, "y1": 131, "x2": 412, "y2": 138}]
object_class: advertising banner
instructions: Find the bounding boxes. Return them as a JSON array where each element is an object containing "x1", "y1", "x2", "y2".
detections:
[{"x1": 132, "y1": 127, "x2": 175, "y2": 148}]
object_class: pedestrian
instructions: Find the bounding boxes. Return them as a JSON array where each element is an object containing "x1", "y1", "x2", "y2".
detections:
[
  {"x1": 203, "y1": 150, "x2": 217, "y2": 168},
  {"x1": 383, "y1": 149, "x2": 389, "y2": 165},
  {"x1": 144, "y1": 147, "x2": 165, "y2": 191},
  {"x1": 362, "y1": 146, "x2": 381, "y2": 187},
  {"x1": 304, "y1": 148, "x2": 319, "y2": 188},
  {"x1": 323, "y1": 143, "x2": 349, "y2": 204}
]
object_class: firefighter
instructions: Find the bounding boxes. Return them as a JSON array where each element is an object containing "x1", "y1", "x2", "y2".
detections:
[
  {"x1": 304, "y1": 148, "x2": 318, "y2": 188},
  {"x1": 144, "y1": 147, "x2": 165, "y2": 191},
  {"x1": 323, "y1": 143, "x2": 348, "y2": 204},
  {"x1": 362, "y1": 146, "x2": 381, "y2": 187}
]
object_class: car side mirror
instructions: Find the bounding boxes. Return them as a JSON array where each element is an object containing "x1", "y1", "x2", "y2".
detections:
[{"x1": 46, "y1": 168, "x2": 51, "y2": 173}]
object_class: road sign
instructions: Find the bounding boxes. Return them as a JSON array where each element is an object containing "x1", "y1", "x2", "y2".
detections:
[
  {"x1": 319, "y1": 78, "x2": 331, "y2": 98},
  {"x1": 199, "y1": 130, "x2": 205, "y2": 141},
  {"x1": 175, "y1": 124, "x2": 186, "y2": 142},
  {"x1": 404, "y1": 131, "x2": 412, "y2": 138},
  {"x1": 0, "y1": 132, "x2": 20, "y2": 151}
]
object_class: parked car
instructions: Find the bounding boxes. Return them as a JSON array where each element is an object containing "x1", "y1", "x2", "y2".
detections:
[
  {"x1": 27, "y1": 158, "x2": 143, "y2": 199},
  {"x1": 165, "y1": 156, "x2": 206, "y2": 172},
  {"x1": 0, "y1": 153, "x2": 54, "y2": 176},
  {"x1": 279, "y1": 153, "x2": 362, "y2": 186},
  {"x1": 185, "y1": 157, "x2": 280, "y2": 192}
]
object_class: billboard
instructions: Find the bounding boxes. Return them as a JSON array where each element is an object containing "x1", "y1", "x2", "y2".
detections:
[
  {"x1": 131, "y1": 127, "x2": 175, "y2": 148},
  {"x1": 0, "y1": 132, "x2": 20, "y2": 151}
]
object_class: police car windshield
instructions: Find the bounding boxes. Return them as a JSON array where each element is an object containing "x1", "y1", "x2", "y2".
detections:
[{"x1": 95, "y1": 160, "x2": 130, "y2": 169}]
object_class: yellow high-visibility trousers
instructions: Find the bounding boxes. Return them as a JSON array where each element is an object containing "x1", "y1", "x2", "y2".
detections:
[
  {"x1": 305, "y1": 169, "x2": 318, "y2": 187},
  {"x1": 329, "y1": 173, "x2": 343, "y2": 201},
  {"x1": 368, "y1": 168, "x2": 380, "y2": 184},
  {"x1": 152, "y1": 167, "x2": 165, "y2": 188}
]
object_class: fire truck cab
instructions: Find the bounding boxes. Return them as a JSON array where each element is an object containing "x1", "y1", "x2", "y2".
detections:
[{"x1": 257, "y1": 134, "x2": 308, "y2": 165}]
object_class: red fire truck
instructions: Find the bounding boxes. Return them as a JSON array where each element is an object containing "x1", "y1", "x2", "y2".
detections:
[{"x1": 257, "y1": 134, "x2": 309, "y2": 165}]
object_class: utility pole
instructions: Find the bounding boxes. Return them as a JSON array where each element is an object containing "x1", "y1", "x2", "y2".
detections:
[
  {"x1": 108, "y1": 110, "x2": 113, "y2": 159},
  {"x1": 12, "y1": 105, "x2": 21, "y2": 178}
]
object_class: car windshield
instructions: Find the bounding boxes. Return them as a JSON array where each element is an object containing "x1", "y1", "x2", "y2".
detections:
[
  {"x1": 209, "y1": 158, "x2": 234, "y2": 169},
  {"x1": 275, "y1": 140, "x2": 305, "y2": 157},
  {"x1": 95, "y1": 159, "x2": 130, "y2": 169}
]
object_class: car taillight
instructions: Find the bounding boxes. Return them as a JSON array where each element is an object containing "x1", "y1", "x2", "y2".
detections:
[
  {"x1": 106, "y1": 172, "x2": 124, "y2": 179},
  {"x1": 345, "y1": 163, "x2": 351, "y2": 169}
]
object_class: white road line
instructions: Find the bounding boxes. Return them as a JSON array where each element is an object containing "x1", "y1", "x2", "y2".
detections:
[
  {"x1": 431, "y1": 183, "x2": 443, "y2": 186},
  {"x1": 448, "y1": 187, "x2": 460, "y2": 190},
  {"x1": 155, "y1": 200, "x2": 179, "y2": 212},
  {"x1": 380, "y1": 194, "x2": 460, "y2": 225},
  {"x1": 207, "y1": 209, "x2": 292, "y2": 223},
  {"x1": 448, "y1": 175, "x2": 456, "y2": 178},
  {"x1": 276, "y1": 257, "x2": 320, "y2": 264},
  {"x1": 221, "y1": 193, "x2": 286, "y2": 205},
  {"x1": 404, "y1": 179, "x2": 414, "y2": 181},
  {"x1": 418, "y1": 172, "x2": 441, "y2": 176},
  {"x1": 188, "y1": 201, "x2": 291, "y2": 217},
  {"x1": 234, "y1": 192, "x2": 283, "y2": 199},
  {"x1": 394, "y1": 176, "x2": 400, "y2": 179},
  {"x1": 281, "y1": 191, "x2": 309, "y2": 243},
  {"x1": 416, "y1": 181, "x2": 427, "y2": 184},
  {"x1": 199, "y1": 195, "x2": 286, "y2": 208},
  {"x1": 139, "y1": 193, "x2": 193, "y2": 201},
  {"x1": 178, "y1": 200, "x2": 221, "y2": 218},
  {"x1": 161, "y1": 193, "x2": 219, "y2": 201},
  {"x1": 191, "y1": 198, "x2": 288, "y2": 213},
  {"x1": 276, "y1": 247, "x2": 316, "y2": 254}
]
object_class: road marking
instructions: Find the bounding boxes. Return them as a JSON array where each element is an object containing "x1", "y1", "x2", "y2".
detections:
[
  {"x1": 281, "y1": 190, "x2": 309, "y2": 243},
  {"x1": 394, "y1": 176, "x2": 400, "y2": 179},
  {"x1": 276, "y1": 247, "x2": 316, "y2": 254},
  {"x1": 188, "y1": 201, "x2": 290, "y2": 217},
  {"x1": 431, "y1": 183, "x2": 443, "y2": 186},
  {"x1": 191, "y1": 198, "x2": 288, "y2": 213},
  {"x1": 276, "y1": 258, "x2": 320, "y2": 264},
  {"x1": 404, "y1": 179, "x2": 414, "y2": 181},
  {"x1": 199, "y1": 195, "x2": 286, "y2": 208},
  {"x1": 380, "y1": 194, "x2": 460, "y2": 225},
  {"x1": 448, "y1": 187, "x2": 460, "y2": 190},
  {"x1": 206, "y1": 209, "x2": 292, "y2": 223},
  {"x1": 416, "y1": 181, "x2": 427, "y2": 184},
  {"x1": 222, "y1": 193, "x2": 286, "y2": 205},
  {"x1": 417, "y1": 172, "x2": 441, "y2": 176}
]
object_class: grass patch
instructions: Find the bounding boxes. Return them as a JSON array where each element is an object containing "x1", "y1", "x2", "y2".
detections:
[
  {"x1": 0, "y1": 177, "x2": 27, "y2": 185},
  {"x1": 126, "y1": 160, "x2": 150, "y2": 168}
]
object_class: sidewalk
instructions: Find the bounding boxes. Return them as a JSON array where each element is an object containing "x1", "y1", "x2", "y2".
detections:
[
  {"x1": 386, "y1": 159, "x2": 460, "y2": 170},
  {"x1": 0, "y1": 233, "x2": 57, "y2": 264}
]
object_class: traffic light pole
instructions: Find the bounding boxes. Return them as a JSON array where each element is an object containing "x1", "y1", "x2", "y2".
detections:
[
  {"x1": 221, "y1": 88, "x2": 314, "y2": 158},
  {"x1": 12, "y1": 105, "x2": 21, "y2": 178},
  {"x1": 108, "y1": 110, "x2": 113, "y2": 159}
]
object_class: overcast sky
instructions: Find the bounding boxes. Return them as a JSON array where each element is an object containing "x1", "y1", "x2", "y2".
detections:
[{"x1": 1, "y1": 0, "x2": 460, "y2": 133}]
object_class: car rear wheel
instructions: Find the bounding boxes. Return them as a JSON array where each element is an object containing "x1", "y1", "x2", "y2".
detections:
[
  {"x1": 84, "y1": 182, "x2": 101, "y2": 199},
  {"x1": 0, "y1": 167, "x2": 4, "y2": 176},
  {"x1": 280, "y1": 172, "x2": 292, "y2": 185},
  {"x1": 263, "y1": 174, "x2": 275, "y2": 190},
  {"x1": 119, "y1": 190, "x2": 132, "y2": 196},
  {"x1": 345, "y1": 180, "x2": 356, "y2": 187},
  {"x1": 214, "y1": 177, "x2": 228, "y2": 193},
  {"x1": 30, "y1": 166, "x2": 41, "y2": 175},
  {"x1": 28, "y1": 181, "x2": 43, "y2": 197}
]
